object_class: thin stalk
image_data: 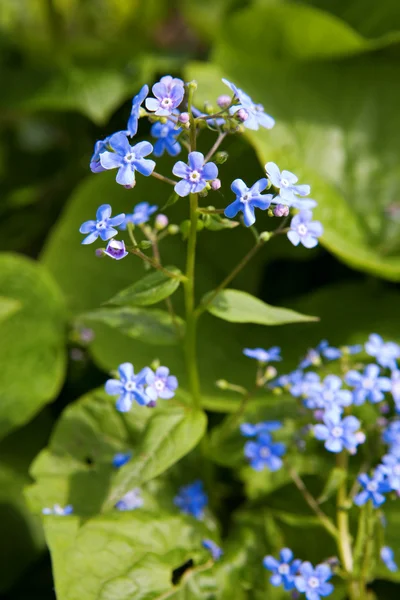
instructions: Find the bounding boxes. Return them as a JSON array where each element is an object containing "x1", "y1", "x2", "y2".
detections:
[
  {"x1": 151, "y1": 171, "x2": 177, "y2": 186},
  {"x1": 128, "y1": 248, "x2": 186, "y2": 281},
  {"x1": 204, "y1": 132, "x2": 227, "y2": 163},
  {"x1": 336, "y1": 452, "x2": 354, "y2": 573}
]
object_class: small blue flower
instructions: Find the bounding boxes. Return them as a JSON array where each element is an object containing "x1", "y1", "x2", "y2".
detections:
[
  {"x1": 115, "y1": 488, "x2": 143, "y2": 511},
  {"x1": 105, "y1": 362, "x2": 150, "y2": 411},
  {"x1": 202, "y1": 539, "x2": 223, "y2": 561},
  {"x1": 42, "y1": 504, "x2": 73, "y2": 516},
  {"x1": 222, "y1": 78, "x2": 275, "y2": 130},
  {"x1": 378, "y1": 454, "x2": 400, "y2": 491},
  {"x1": 174, "y1": 480, "x2": 208, "y2": 520},
  {"x1": 120, "y1": 202, "x2": 158, "y2": 230},
  {"x1": 224, "y1": 178, "x2": 272, "y2": 227},
  {"x1": 354, "y1": 472, "x2": 391, "y2": 508},
  {"x1": 263, "y1": 548, "x2": 301, "y2": 592},
  {"x1": 391, "y1": 370, "x2": 400, "y2": 410},
  {"x1": 299, "y1": 341, "x2": 342, "y2": 369},
  {"x1": 151, "y1": 120, "x2": 182, "y2": 157},
  {"x1": 265, "y1": 162, "x2": 311, "y2": 204},
  {"x1": 127, "y1": 85, "x2": 148, "y2": 137},
  {"x1": 244, "y1": 431, "x2": 286, "y2": 471},
  {"x1": 345, "y1": 364, "x2": 391, "y2": 406},
  {"x1": 295, "y1": 562, "x2": 334, "y2": 600},
  {"x1": 145, "y1": 366, "x2": 178, "y2": 401},
  {"x1": 243, "y1": 346, "x2": 281, "y2": 363},
  {"x1": 145, "y1": 77, "x2": 184, "y2": 116},
  {"x1": 383, "y1": 420, "x2": 400, "y2": 452},
  {"x1": 112, "y1": 452, "x2": 132, "y2": 468},
  {"x1": 287, "y1": 210, "x2": 323, "y2": 249},
  {"x1": 381, "y1": 547, "x2": 398, "y2": 572},
  {"x1": 365, "y1": 334, "x2": 400, "y2": 370},
  {"x1": 289, "y1": 372, "x2": 321, "y2": 398},
  {"x1": 104, "y1": 239, "x2": 128, "y2": 260},
  {"x1": 100, "y1": 133, "x2": 155, "y2": 188},
  {"x1": 314, "y1": 412, "x2": 363, "y2": 454},
  {"x1": 304, "y1": 375, "x2": 352, "y2": 413},
  {"x1": 240, "y1": 422, "x2": 282, "y2": 437},
  {"x1": 173, "y1": 152, "x2": 218, "y2": 197},
  {"x1": 79, "y1": 204, "x2": 125, "y2": 245}
]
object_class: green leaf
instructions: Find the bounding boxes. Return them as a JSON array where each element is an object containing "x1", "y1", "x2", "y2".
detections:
[
  {"x1": 202, "y1": 213, "x2": 240, "y2": 231},
  {"x1": 0, "y1": 253, "x2": 66, "y2": 440},
  {"x1": 105, "y1": 267, "x2": 182, "y2": 307},
  {"x1": 0, "y1": 296, "x2": 21, "y2": 323},
  {"x1": 80, "y1": 306, "x2": 184, "y2": 345},
  {"x1": 318, "y1": 467, "x2": 347, "y2": 504},
  {"x1": 203, "y1": 288, "x2": 318, "y2": 325}
]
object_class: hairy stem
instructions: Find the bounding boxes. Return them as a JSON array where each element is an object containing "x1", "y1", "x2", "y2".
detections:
[
  {"x1": 151, "y1": 171, "x2": 177, "y2": 186},
  {"x1": 204, "y1": 132, "x2": 227, "y2": 163}
]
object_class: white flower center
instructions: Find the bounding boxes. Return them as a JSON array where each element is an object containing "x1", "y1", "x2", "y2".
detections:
[
  {"x1": 154, "y1": 379, "x2": 165, "y2": 391},
  {"x1": 323, "y1": 390, "x2": 334, "y2": 402},
  {"x1": 278, "y1": 564, "x2": 290, "y2": 575},
  {"x1": 280, "y1": 178, "x2": 289, "y2": 188},
  {"x1": 125, "y1": 152, "x2": 135, "y2": 163},
  {"x1": 297, "y1": 223, "x2": 308, "y2": 236},
  {"x1": 96, "y1": 220, "x2": 106, "y2": 230},
  {"x1": 260, "y1": 446, "x2": 271, "y2": 458},
  {"x1": 332, "y1": 426, "x2": 343, "y2": 438},
  {"x1": 161, "y1": 97, "x2": 173, "y2": 108},
  {"x1": 363, "y1": 378, "x2": 375, "y2": 390},
  {"x1": 308, "y1": 577, "x2": 320, "y2": 589},
  {"x1": 367, "y1": 481, "x2": 378, "y2": 492},
  {"x1": 189, "y1": 170, "x2": 201, "y2": 182},
  {"x1": 125, "y1": 381, "x2": 136, "y2": 392},
  {"x1": 241, "y1": 193, "x2": 251, "y2": 203}
]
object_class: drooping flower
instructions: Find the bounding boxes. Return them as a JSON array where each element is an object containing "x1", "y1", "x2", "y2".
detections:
[
  {"x1": 299, "y1": 341, "x2": 342, "y2": 369},
  {"x1": 287, "y1": 210, "x2": 323, "y2": 249},
  {"x1": 354, "y1": 472, "x2": 391, "y2": 508},
  {"x1": 380, "y1": 547, "x2": 398, "y2": 572},
  {"x1": 172, "y1": 152, "x2": 218, "y2": 197},
  {"x1": 314, "y1": 412, "x2": 363, "y2": 454},
  {"x1": 224, "y1": 178, "x2": 272, "y2": 227},
  {"x1": 222, "y1": 78, "x2": 275, "y2": 130},
  {"x1": 126, "y1": 85, "x2": 149, "y2": 137},
  {"x1": 240, "y1": 421, "x2": 282, "y2": 437},
  {"x1": 345, "y1": 364, "x2": 391, "y2": 405},
  {"x1": 104, "y1": 239, "x2": 128, "y2": 260},
  {"x1": 115, "y1": 488, "x2": 143, "y2": 511},
  {"x1": 105, "y1": 362, "x2": 150, "y2": 411},
  {"x1": 42, "y1": 504, "x2": 73, "y2": 516},
  {"x1": 79, "y1": 204, "x2": 125, "y2": 245},
  {"x1": 265, "y1": 162, "x2": 311, "y2": 204},
  {"x1": 243, "y1": 346, "x2": 281, "y2": 363},
  {"x1": 294, "y1": 562, "x2": 334, "y2": 600},
  {"x1": 244, "y1": 431, "x2": 286, "y2": 471},
  {"x1": 263, "y1": 548, "x2": 302, "y2": 591},
  {"x1": 112, "y1": 452, "x2": 132, "y2": 468},
  {"x1": 145, "y1": 366, "x2": 178, "y2": 402},
  {"x1": 202, "y1": 539, "x2": 223, "y2": 561},
  {"x1": 304, "y1": 375, "x2": 352, "y2": 413},
  {"x1": 120, "y1": 202, "x2": 158, "y2": 230},
  {"x1": 365, "y1": 334, "x2": 400, "y2": 370},
  {"x1": 99, "y1": 133, "x2": 155, "y2": 187},
  {"x1": 145, "y1": 77, "x2": 184, "y2": 116},
  {"x1": 174, "y1": 480, "x2": 208, "y2": 520},
  {"x1": 151, "y1": 120, "x2": 182, "y2": 157}
]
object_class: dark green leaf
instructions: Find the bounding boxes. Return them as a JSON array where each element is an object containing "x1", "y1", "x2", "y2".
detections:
[
  {"x1": 318, "y1": 467, "x2": 347, "y2": 504},
  {"x1": 162, "y1": 191, "x2": 180, "y2": 210},
  {"x1": 105, "y1": 267, "x2": 182, "y2": 307}
]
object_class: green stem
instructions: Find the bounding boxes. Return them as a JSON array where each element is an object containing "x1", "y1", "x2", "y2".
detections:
[
  {"x1": 151, "y1": 171, "x2": 177, "y2": 186},
  {"x1": 336, "y1": 452, "x2": 354, "y2": 574},
  {"x1": 129, "y1": 247, "x2": 186, "y2": 281}
]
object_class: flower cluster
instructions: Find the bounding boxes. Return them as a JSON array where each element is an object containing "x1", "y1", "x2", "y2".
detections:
[{"x1": 241, "y1": 421, "x2": 286, "y2": 471}]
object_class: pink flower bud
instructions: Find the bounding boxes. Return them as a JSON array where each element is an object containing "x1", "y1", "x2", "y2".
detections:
[
  {"x1": 179, "y1": 112, "x2": 190, "y2": 123},
  {"x1": 210, "y1": 178, "x2": 221, "y2": 191},
  {"x1": 237, "y1": 108, "x2": 248, "y2": 122},
  {"x1": 217, "y1": 94, "x2": 231, "y2": 108},
  {"x1": 273, "y1": 204, "x2": 290, "y2": 217},
  {"x1": 155, "y1": 214, "x2": 169, "y2": 230}
]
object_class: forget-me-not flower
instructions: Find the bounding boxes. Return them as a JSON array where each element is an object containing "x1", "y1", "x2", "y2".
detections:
[
  {"x1": 314, "y1": 412, "x2": 363, "y2": 454},
  {"x1": 79, "y1": 204, "x2": 125, "y2": 245},
  {"x1": 243, "y1": 346, "x2": 281, "y2": 363},
  {"x1": 104, "y1": 239, "x2": 128, "y2": 260},
  {"x1": 381, "y1": 547, "x2": 398, "y2": 572},
  {"x1": 145, "y1": 77, "x2": 184, "y2": 116},
  {"x1": 287, "y1": 210, "x2": 323, "y2": 249},
  {"x1": 391, "y1": 370, "x2": 400, "y2": 411},
  {"x1": 295, "y1": 562, "x2": 334, "y2": 600},
  {"x1": 365, "y1": 334, "x2": 400, "y2": 370},
  {"x1": 202, "y1": 539, "x2": 223, "y2": 561},
  {"x1": 299, "y1": 340, "x2": 342, "y2": 369},
  {"x1": 244, "y1": 431, "x2": 286, "y2": 471},
  {"x1": 263, "y1": 548, "x2": 301, "y2": 591},
  {"x1": 173, "y1": 151, "x2": 218, "y2": 197},
  {"x1": 240, "y1": 421, "x2": 282, "y2": 437},
  {"x1": 354, "y1": 472, "x2": 391, "y2": 508},
  {"x1": 224, "y1": 178, "x2": 272, "y2": 227},
  {"x1": 377, "y1": 454, "x2": 400, "y2": 491},
  {"x1": 383, "y1": 421, "x2": 400, "y2": 453},
  {"x1": 345, "y1": 364, "x2": 391, "y2": 405},
  {"x1": 126, "y1": 85, "x2": 148, "y2": 137},
  {"x1": 174, "y1": 480, "x2": 208, "y2": 520},
  {"x1": 120, "y1": 202, "x2": 158, "y2": 230},
  {"x1": 145, "y1": 366, "x2": 178, "y2": 401},
  {"x1": 222, "y1": 78, "x2": 275, "y2": 130},
  {"x1": 112, "y1": 452, "x2": 132, "y2": 468},
  {"x1": 115, "y1": 488, "x2": 143, "y2": 511},
  {"x1": 151, "y1": 120, "x2": 182, "y2": 157},
  {"x1": 42, "y1": 504, "x2": 73, "y2": 516},
  {"x1": 289, "y1": 372, "x2": 320, "y2": 398},
  {"x1": 266, "y1": 162, "x2": 311, "y2": 204},
  {"x1": 304, "y1": 375, "x2": 352, "y2": 413},
  {"x1": 99, "y1": 133, "x2": 155, "y2": 188},
  {"x1": 105, "y1": 362, "x2": 150, "y2": 411}
]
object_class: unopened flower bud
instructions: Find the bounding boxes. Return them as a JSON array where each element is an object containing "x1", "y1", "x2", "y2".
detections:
[
  {"x1": 155, "y1": 214, "x2": 168, "y2": 230},
  {"x1": 150, "y1": 358, "x2": 160, "y2": 370},
  {"x1": 210, "y1": 178, "x2": 221, "y2": 191},
  {"x1": 168, "y1": 224, "x2": 179, "y2": 235},
  {"x1": 199, "y1": 188, "x2": 208, "y2": 198},
  {"x1": 179, "y1": 112, "x2": 190, "y2": 124},
  {"x1": 214, "y1": 151, "x2": 229, "y2": 164},
  {"x1": 147, "y1": 400, "x2": 157, "y2": 408},
  {"x1": 187, "y1": 80, "x2": 198, "y2": 91},
  {"x1": 216, "y1": 379, "x2": 229, "y2": 390},
  {"x1": 267, "y1": 208, "x2": 274, "y2": 217},
  {"x1": 139, "y1": 240, "x2": 152, "y2": 250},
  {"x1": 265, "y1": 366, "x2": 277, "y2": 381},
  {"x1": 355, "y1": 431, "x2": 366, "y2": 445},
  {"x1": 379, "y1": 402, "x2": 390, "y2": 414},
  {"x1": 259, "y1": 231, "x2": 272, "y2": 242},
  {"x1": 217, "y1": 94, "x2": 231, "y2": 108},
  {"x1": 237, "y1": 108, "x2": 248, "y2": 122},
  {"x1": 95, "y1": 248, "x2": 105, "y2": 257},
  {"x1": 273, "y1": 203, "x2": 290, "y2": 217}
]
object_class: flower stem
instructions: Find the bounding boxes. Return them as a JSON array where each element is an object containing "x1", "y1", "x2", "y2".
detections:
[
  {"x1": 128, "y1": 247, "x2": 186, "y2": 281},
  {"x1": 151, "y1": 171, "x2": 177, "y2": 186},
  {"x1": 204, "y1": 132, "x2": 227, "y2": 163},
  {"x1": 336, "y1": 453, "x2": 354, "y2": 573}
]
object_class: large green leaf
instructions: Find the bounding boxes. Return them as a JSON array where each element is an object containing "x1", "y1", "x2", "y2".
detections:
[
  {"x1": 0, "y1": 254, "x2": 66, "y2": 440},
  {"x1": 105, "y1": 267, "x2": 182, "y2": 307}
]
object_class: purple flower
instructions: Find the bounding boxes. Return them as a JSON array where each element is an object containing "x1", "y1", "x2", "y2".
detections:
[
  {"x1": 240, "y1": 422, "x2": 282, "y2": 437},
  {"x1": 222, "y1": 78, "x2": 275, "y2": 130},
  {"x1": 105, "y1": 362, "x2": 150, "y2": 411},
  {"x1": 104, "y1": 239, "x2": 128, "y2": 260},
  {"x1": 99, "y1": 133, "x2": 155, "y2": 188},
  {"x1": 79, "y1": 204, "x2": 125, "y2": 245},
  {"x1": 174, "y1": 480, "x2": 208, "y2": 520},
  {"x1": 112, "y1": 452, "x2": 132, "y2": 468},
  {"x1": 120, "y1": 202, "x2": 158, "y2": 230},
  {"x1": 244, "y1": 431, "x2": 286, "y2": 471},
  {"x1": 263, "y1": 548, "x2": 302, "y2": 591},
  {"x1": 115, "y1": 488, "x2": 143, "y2": 511},
  {"x1": 381, "y1": 547, "x2": 398, "y2": 572},
  {"x1": 145, "y1": 77, "x2": 184, "y2": 116},
  {"x1": 295, "y1": 562, "x2": 334, "y2": 600},
  {"x1": 145, "y1": 366, "x2": 178, "y2": 401},
  {"x1": 243, "y1": 346, "x2": 281, "y2": 363},
  {"x1": 202, "y1": 539, "x2": 223, "y2": 561},
  {"x1": 345, "y1": 364, "x2": 391, "y2": 405},
  {"x1": 365, "y1": 334, "x2": 400, "y2": 370},
  {"x1": 42, "y1": 504, "x2": 73, "y2": 516},
  {"x1": 314, "y1": 412, "x2": 363, "y2": 453},
  {"x1": 224, "y1": 178, "x2": 272, "y2": 227},
  {"x1": 378, "y1": 454, "x2": 400, "y2": 491},
  {"x1": 172, "y1": 151, "x2": 218, "y2": 197},
  {"x1": 287, "y1": 210, "x2": 323, "y2": 249},
  {"x1": 354, "y1": 472, "x2": 391, "y2": 508},
  {"x1": 126, "y1": 85, "x2": 148, "y2": 137},
  {"x1": 299, "y1": 340, "x2": 342, "y2": 369},
  {"x1": 151, "y1": 120, "x2": 182, "y2": 157},
  {"x1": 266, "y1": 162, "x2": 311, "y2": 205},
  {"x1": 304, "y1": 375, "x2": 352, "y2": 413}
]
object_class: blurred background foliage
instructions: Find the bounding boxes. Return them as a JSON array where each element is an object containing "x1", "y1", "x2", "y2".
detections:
[{"x1": 1, "y1": 0, "x2": 400, "y2": 598}]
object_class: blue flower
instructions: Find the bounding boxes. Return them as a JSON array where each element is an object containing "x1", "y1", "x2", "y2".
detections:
[
  {"x1": 112, "y1": 452, "x2": 132, "y2": 468},
  {"x1": 151, "y1": 120, "x2": 182, "y2": 157},
  {"x1": 365, "y1": 334, "x2": 400, "y2": 370},
  {"x1": 42, "y1": 504, "x2": 73, "y2": 516},
  {"x1": 115, "y1": 488, "x2": 143, "y2": 511},
  {"x1": 299, "y1": 340, "x2": 342, "y2": 369},
  {"x1": 354, "y1": 472, "x2": 391, "y2": 508},
  {"x1": 79, "y1": 204, "x2": 125, "y2": 245},
  {"x1": 304, "y1": 375, "x2": 352, "y2": 413},
  {"x1": 224, "y1": 178, "x2": 272, "y2": 227},
  {"x1": 202, "y1": 539, "x2": 223, "y2": 561},
  {"x1": 378, "y1": 454, "x2": 400, "y2": 491},
  {"x1": 345, "y1": 364, "x2": 391, "y2": 405},
  {"x1": 383, "y1": 420, "x2": 400, "y2": 452},
  {"x1": 289, "y1": 372, "x2": 321, "y2": 398},
  {"x1": 244, "y1": 431, "x2": 286, "y2": 471},
  {"x1": 174, "y1": 480, "x2": 208, "y2": 520},
  {"x1": 263, "y1": 548, "x2": 301, "y2": 592},
  {"x1": 222, "y1": 78, "x2": 275, "y2": 130},
  {"x1": 240, "y1": 421, "x2": 282, "y2": 437},
  {"x1": 243, "y1": 346, "x2": 281, "y2": 363},
  {"x1": 145, "y1": 366, "x2": 178, "y2": 401},
  {"x1": 145, "y1": 77, "x2": 184, "y2": 116},
  {"x1": 105, "y1": 362, "x2": 150, "y2": 411},
  {"x1": 99, "y1": 133, "x2": 155, "y2": 188},
  {"x1": 126, "y1": 84, "x2": 149, "y2": 137},
  {"x1": 391, "y1": 370, "x2": 400, "y2": 410},
  {"x1": 120, "y1": 202, "x2": 158, "y2": 230},
  {"x1": 295, "y1": 562, "x2": 334, "y2": 600},
  {"x1": 314, "y1": 412, "x2": 363, "y2": 454},
  {"x1": 287, "y1": 210, "x2": 323, "y2": 249},
  {"x1": 381, "y1": 547, "x2": 398, "y2": 572},
  {"x1": 172, "y1": 152, "x2": 218, "y2": 197},
  {"x1": 265, "y1": 162, "x2": 311, "y2": 204},
  {"x1": 104, "y1": 239, "x2": 128, "y2": 260}
]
